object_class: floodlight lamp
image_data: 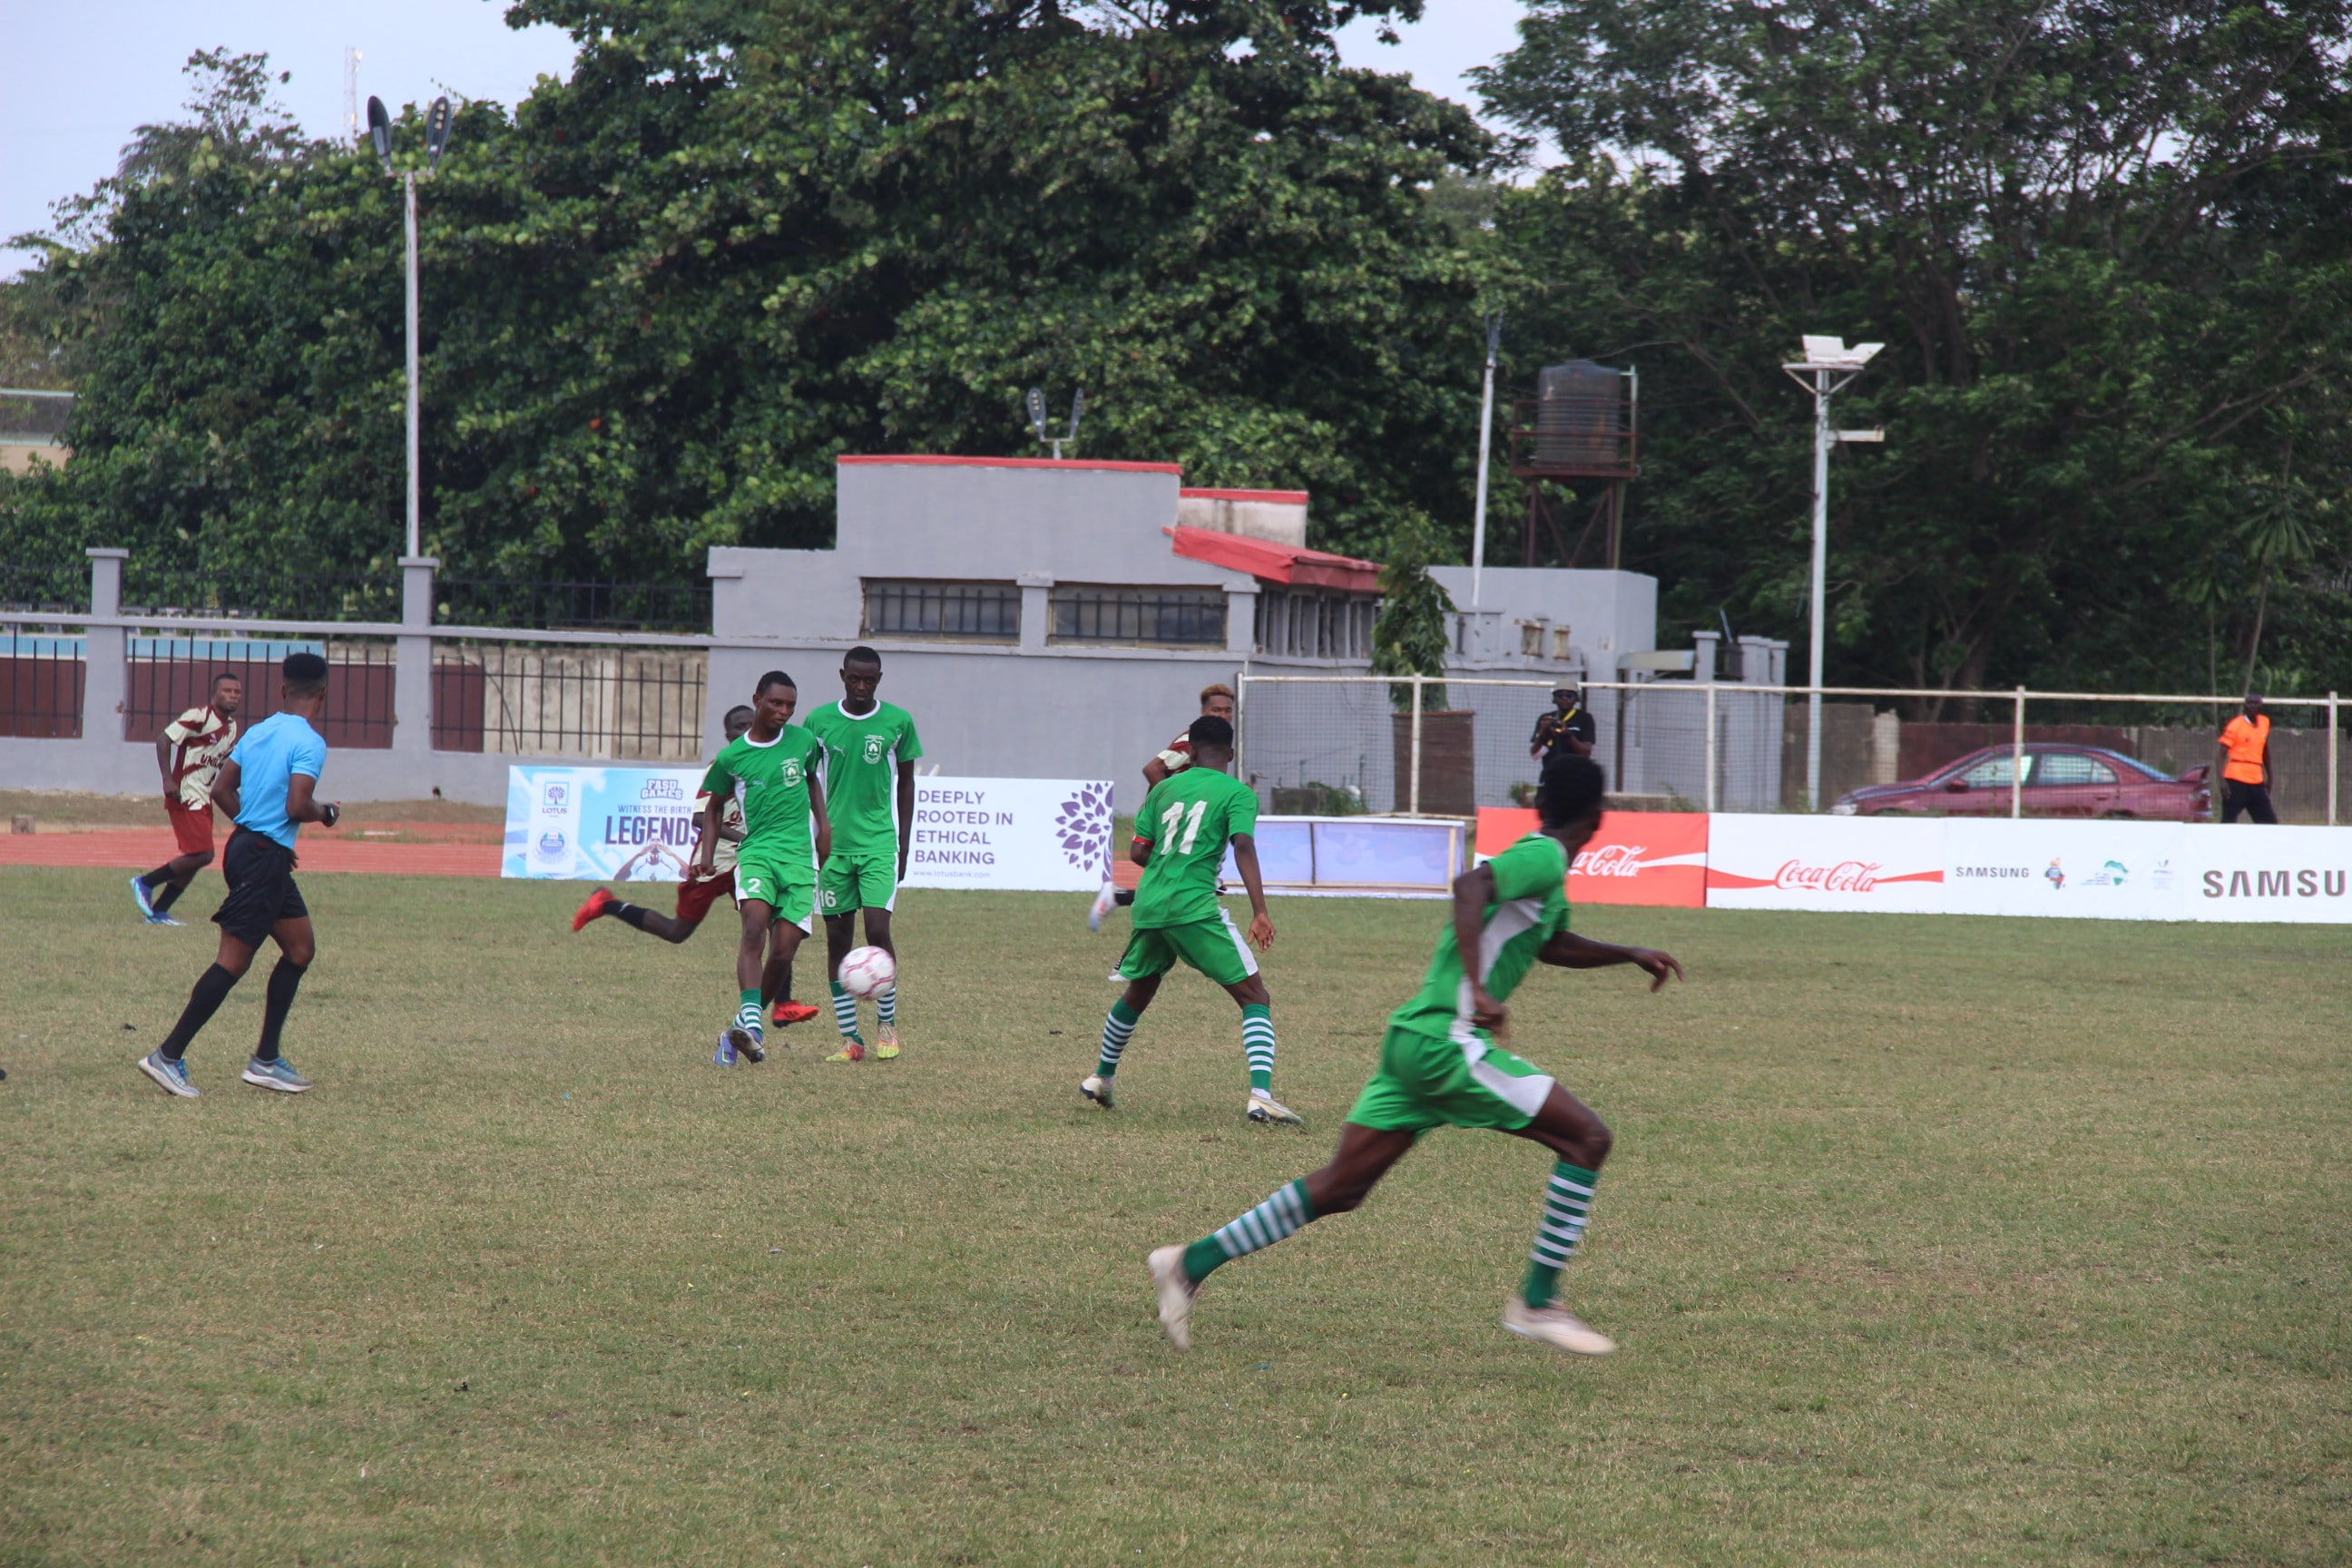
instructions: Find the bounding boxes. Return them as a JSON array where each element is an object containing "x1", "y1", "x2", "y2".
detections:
[
  {"x1": 1066, "y1": 387, "x2": 1084, "y2": 441},
  {"x1": 1796, "y1": 335, "x2": 1884, "y2": 369},
  {"x1": 425, "y1": 97, "x2": 454, "y2": 172},
  {"x1": 366, "y1": 95, "x2": 393, "y2": 172},
  {"x1": 1025, "y1": 387, "x2": 1047, "y2": 437}
]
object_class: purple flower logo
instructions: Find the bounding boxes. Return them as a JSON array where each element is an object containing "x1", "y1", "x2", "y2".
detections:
[{"x1": 1054, "y1": 782, "x2": 1113, "y2": 874}]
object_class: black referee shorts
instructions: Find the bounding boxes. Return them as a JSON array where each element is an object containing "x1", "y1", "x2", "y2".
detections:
[{"x1": 212, "y1": 826, "x2": 310, "y2": 946}]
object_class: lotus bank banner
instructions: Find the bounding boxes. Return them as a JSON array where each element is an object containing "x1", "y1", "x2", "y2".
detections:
[
  {"x1": 1705, "y1": 814, "x2": 2352, "y2": 922},
  {"x1": 504, "y1": 767, "x2": 1115, "y2": 892}
]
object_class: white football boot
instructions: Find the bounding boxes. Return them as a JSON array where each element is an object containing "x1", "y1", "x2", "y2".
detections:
[
  {"x1": 1502, "y1": 1298, "x2": 1616, "y2": 1357},
  {"x1": 1246, "y1": 1091, "x2": 1303, "y2": 1125},
  {"x1": 1147, "y1": 1245, "x2": 1197, "y2": 1351},
  {"x1": 1080, "y1": 1073, "x2": 1115, "y2": 1109}
]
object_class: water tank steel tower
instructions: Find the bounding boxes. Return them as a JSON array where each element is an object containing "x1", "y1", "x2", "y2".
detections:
[{"x1": 1508, "y1": 360, "x2": 1637, "y2": 568}]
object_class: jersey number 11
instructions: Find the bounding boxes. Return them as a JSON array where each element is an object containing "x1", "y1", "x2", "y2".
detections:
[{"x1": 1159, "y1": 799, "x2": 1210, "y2": 855}]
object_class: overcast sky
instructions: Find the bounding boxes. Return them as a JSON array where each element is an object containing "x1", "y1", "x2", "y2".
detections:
[{"x1": 0, "y1": 0, "x2": 1534, "y2": 281}]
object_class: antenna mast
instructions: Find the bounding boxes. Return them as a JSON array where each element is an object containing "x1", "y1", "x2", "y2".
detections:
[{"x1": 342, "y1": 48, "x2": 362, "y2": 142}]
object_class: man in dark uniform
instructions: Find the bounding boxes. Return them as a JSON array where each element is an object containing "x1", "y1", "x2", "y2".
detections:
[{"x1": 1529, "y1": 685, "x2": 1596, "y2": 762}]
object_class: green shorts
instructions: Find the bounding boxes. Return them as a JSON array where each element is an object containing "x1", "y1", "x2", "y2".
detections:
[
  {"x1": 819, "y1": 848, "x2": 898, "y2": 916},
  {"x1": 1116, "y1": 909, "x2": 1259, "y2": 989},
  {"x1": 1346, "y1": 1023, "x2": 1558, "y2": 1133},
  {"x1": 731, "y1": 849, "x2": 815, "y2": 933}
]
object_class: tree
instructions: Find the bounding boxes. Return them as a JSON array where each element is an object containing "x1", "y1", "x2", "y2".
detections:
[
  {"x1": 3, "y1": 5, "x2": 1505, "y2": 583},
  {"x1": 1476, "y1": 0, "x2": 2352, "y2": 705},
  {"x1": 1369, "y1": 507, "x2": 1453, "y2": 710}
]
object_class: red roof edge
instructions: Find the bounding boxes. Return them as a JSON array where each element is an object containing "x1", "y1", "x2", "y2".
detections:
[
  {"x1": 1180, "y1": 487, "x2": 1310, "y2": 505},
  {"x1": 1166, "y1": 525, "x2": 1379, "y2": 593},
  {"x1": 838, "y1": 454, "x2": 1184, "y2": 476}
]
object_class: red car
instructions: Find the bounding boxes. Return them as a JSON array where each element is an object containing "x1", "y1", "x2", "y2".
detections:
[{"x1": 1830, "y1": 744, "x2": 2212, "y2": 820}]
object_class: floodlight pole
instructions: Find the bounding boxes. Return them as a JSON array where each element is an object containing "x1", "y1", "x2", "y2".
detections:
[
  {"x1": 1470, "y1": 312, "x2": 1500, "y2": 609},
  {"x1": 403, "y1": 171, "x2": 420, "y2": 561},
  {"x1": 1781, "y1": 343, "x2": 1878, "y2": 811}
]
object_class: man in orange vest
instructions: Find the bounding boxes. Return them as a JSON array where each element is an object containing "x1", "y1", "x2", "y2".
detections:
[{"x1": 2217, "y1": 693, "x2": 2277, "y2": 824}]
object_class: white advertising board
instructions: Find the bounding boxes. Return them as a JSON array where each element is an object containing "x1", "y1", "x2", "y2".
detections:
[
  {"x1": 901, "y1": 777, "x2": 1113, "y2": 892},
  {"x1": 2175, "y1": 825, "x2": 2352, "y2": 922},
  {"x1": 1940, "y1": 818, "x2": 2187, "y2": 920},
  {"x1": 1704, "y1": 814, "x2": 1946, "y2": 913},
  {"x1": 503, "y1": 765, "x2": 708, "y2": 881}
]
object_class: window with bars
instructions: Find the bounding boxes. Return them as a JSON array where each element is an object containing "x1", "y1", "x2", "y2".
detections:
[
  {"x1": 861, "y1": 580, "x2": 1022, "y2": 642},
  {"x1": 1049, "y1": 585, "x2": 1226, "y2": 647}
]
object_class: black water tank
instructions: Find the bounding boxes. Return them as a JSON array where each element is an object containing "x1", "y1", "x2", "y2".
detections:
[{"x1": 1533, "y1": 360, "x2": 1624, "y2": 467}]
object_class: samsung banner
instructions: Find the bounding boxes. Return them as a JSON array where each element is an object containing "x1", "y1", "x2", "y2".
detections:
[{"x1": 501, "y1": 767, "x2": 1115, "y2": 892}]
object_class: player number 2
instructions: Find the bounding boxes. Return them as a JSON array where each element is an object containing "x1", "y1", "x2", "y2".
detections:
[{"x1": 1159, "y1": 799, "x2": 1209, "y2": 855}]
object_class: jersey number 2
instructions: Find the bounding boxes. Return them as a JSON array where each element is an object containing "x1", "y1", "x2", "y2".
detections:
[{"x1": 1159, "y1": 799, "x2": 1209, "y2": 855}]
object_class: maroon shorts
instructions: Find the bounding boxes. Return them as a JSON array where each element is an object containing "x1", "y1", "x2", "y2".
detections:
[
  {"x1": 166, "y1": 800, "x2": 215, "y2": 856},
  {"x1": 677, "y1": 868, "x2": 734, "y2": 925}
]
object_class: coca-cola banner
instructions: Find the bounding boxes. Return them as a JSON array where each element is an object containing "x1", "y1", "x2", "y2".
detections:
[
  {"x1": 1704, "y1": 814, "x2": 1946, "y2": 913},
  {"x1": 1474, "y1": 809, "x2": 1708, "y2": 907}
]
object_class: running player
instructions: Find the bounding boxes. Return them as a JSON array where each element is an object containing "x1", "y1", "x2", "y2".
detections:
[
  {"x1": 130, "y1": 671, "x2": 243, "y2": 925},
  {"x1": 1093, "y1": 683, "x2": 1241, "y2": 930},
  {"x1": 695, "y1": 672, "x2": 828, "y2": 1063},
  {"x1": 1082, "y1": 715, "x2": 1300, "y2": 1123},
  {"x1": 570, "y1": 708, "x2": 823, "y2": 1037},
  {"x1": 135, "y1": 652, "x2": 343, "y2": 1097},
  {"x1": 1144, "y1": 753, "x2": 1682, "y2": 1357},
  {"x1": 800, "y1": 646, "x2": 921, "y2": 1063}
]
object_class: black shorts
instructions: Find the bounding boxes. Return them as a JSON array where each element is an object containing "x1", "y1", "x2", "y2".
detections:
[{"x1": 212, "y1": 826, "x2": 309, "y2": 946}]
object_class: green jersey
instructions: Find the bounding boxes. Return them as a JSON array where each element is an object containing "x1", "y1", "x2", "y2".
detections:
[
  {"x1": 1387, "y1": 833, "x2": 1569, "y2": 1040},
  {"x1": 801, "y1": 700, "x2": 922, "y2": 856},
  {"x1": 700, "y1": 726, "x2": 824, "y2": 864},
  {"x1": 1132, "y1": 767, "x2": 1259, "y2": 929}
]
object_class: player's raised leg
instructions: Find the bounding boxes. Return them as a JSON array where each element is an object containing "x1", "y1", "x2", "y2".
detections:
[
  {"x1": 1147, "y1": 1122, "x2": 1415, "y2": 1350},
  {"x1": 724, "y1": 895, "x2": 773, "y2": 1063}
]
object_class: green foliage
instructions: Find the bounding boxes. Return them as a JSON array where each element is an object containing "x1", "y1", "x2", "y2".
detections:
[
  {"x1": 1474, "y1": 0, "x2": 2352, "y2": 703},
  {"x1": 1368, "y1": 506, "x2": 1452, "y2": 710},
  {"x1": 2, "y1": 10, "x2": 1498, "y2": 580}
]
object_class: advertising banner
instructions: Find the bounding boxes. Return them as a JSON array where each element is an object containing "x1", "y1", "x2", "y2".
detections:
[
  {"x1": 1475, "y1": 809, "x2": 1709, "y2": 907},
  {"x1": 2175, "y1": 825, "x2": 2352, "y2": 922},
  {"x1": 503, "y1": 766, "x2": 708, "y2": 882},
  {"x1": 1940, "y1": 818, "x2": 2186, "y2": 920},
  {"x1": 505, "y1": 769, "x2": 1115, "y2": 892},
  {"x1": 901, "y1": 777, "x2": 1113, "y2": 892},
  {"x1": 1705, "y1": 814, "x2": 1946, "y2": 913},
  {"x1": 1224, "y1": 817, "x2": 1468, "y2": 893}
]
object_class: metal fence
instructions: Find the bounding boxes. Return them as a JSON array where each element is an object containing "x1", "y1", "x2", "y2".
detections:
[
  {"x1": 1238, "y1": 676, "x2": 2347, "y2": 825},
  {"x1": 119, "y1": 567, "x2": 401, "y2": 623},
  {"x1": 124, "y1": 637, "x2": 397, "y2": 750},
  {"x1": 0, "y1": 560, "x2": 89, "y2": 613},
  {"x1": 1, "y1": 631, "x2": 83, "y2": 738},
  {"x1": 434, "y1": 578, "x2": 711, "y2": 632},
  {"x1": 431, "y1": 642, "x2": 706, "y2": 760}
]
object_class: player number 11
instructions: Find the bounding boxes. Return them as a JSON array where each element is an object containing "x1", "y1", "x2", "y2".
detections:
[{"x1": 1159, "y1": 799, "x2": 1209, "y2": 855}]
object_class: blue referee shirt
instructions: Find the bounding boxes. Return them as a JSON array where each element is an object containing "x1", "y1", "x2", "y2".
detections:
[{"x1": 228, "y1": 710, "x2": 328, "y2": 849}]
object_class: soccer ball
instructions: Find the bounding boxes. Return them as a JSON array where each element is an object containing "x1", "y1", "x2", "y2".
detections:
[{"x1": 838, "y1": 945, "x2": 896, "y2": 1000}]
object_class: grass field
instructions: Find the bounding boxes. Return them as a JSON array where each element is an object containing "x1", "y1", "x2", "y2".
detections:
[{"x1": 3, "y1": 868, "x2": 2347, "y2": 1566}]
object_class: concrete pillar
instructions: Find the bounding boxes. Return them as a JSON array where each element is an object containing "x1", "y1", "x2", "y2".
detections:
[
  {"x1": 395, "y1": 556, "x2": 437, "y2": 754},
  {"x1": 703, "y1": 554, "x2": 745, "y2": 748},
  {"x1": 1692, "y1": 630, "x2": 1720, "y2": 682},
  {"x1": 1223, "y1": 585, "x2": 1259, "y2": 656},
  {"x1": 1017, "y1": 573, "x2": 1053, "y2": 652},
  {"x1": 83, "y1": 547, "x2": 127, "y2": 742}
]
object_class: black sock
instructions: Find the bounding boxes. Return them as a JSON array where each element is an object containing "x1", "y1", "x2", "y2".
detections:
[
  {"x1": 255, "y1": 959, "x2": 308, "y2": 1063},
  {"x1": 151, "y1": 879, "x2": 187, "y2": 915},
  {"x1": 160, "y1": 964, "x2": 240, "y2": 1061},
  {"x1": 612, "y1": 902, "x2": 652, "y2": 931},
  {"x1": 139, "y1": 865, "x2": 173, "y2": 891}
]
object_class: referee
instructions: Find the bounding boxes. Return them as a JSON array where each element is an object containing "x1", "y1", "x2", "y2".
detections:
[{"x1": 137, "y1": 652, "x2": 342, "y2": 1097}]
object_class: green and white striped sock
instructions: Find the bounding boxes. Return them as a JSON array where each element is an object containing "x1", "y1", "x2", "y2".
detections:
[
  {"x1": 828, "y1": 982, "x2": 861, "y2": 1042},
  {"x1": 1097, "y1": 998, "x2": 1140, "y2": 1078},
  {"x1": 1522, "y1": 1161, "x2": 1599, "y2": 1308},
  {"x1": 734, "y1": 989, "x2": 762, "y2": 1033},
  {"x1": 877, "y1": 984, "x2": 897, "y2": 1027},
  {"x1": 1240, "y1": 1003, "x2": 1276, "y2": 1093},
  {"x1": 1182, "y1": 1179, "x2": 1315, "y2": 1283}
]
